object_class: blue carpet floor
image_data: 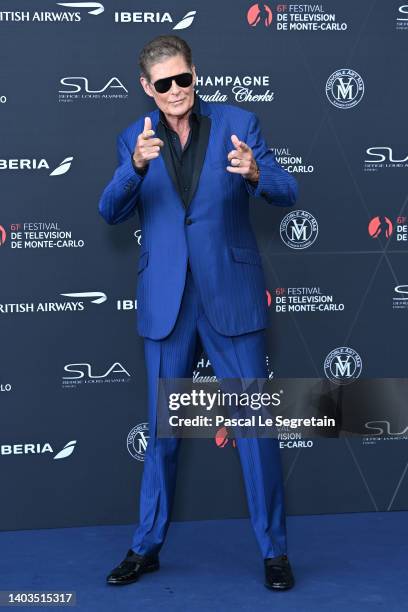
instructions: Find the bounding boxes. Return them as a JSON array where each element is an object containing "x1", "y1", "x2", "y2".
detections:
[{"x1": 0, "y1": 512, "x2": 407, "y2": 611}]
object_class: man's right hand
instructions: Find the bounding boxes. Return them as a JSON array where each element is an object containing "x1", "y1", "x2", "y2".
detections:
[{"x1": 132, "y1": 116, "x2": 164, "y2": 171}]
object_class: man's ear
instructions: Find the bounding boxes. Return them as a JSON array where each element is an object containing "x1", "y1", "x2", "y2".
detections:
[{"x1": 140, "y1": 76, "x2": 154, "y2": 98}]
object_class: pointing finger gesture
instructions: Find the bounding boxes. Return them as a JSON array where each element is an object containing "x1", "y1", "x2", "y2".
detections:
[
  {"x1": 132, "y1": 116, "x2": 164, "y2": 171},
  {"x1": 226, "y1": 134, "x2": 259, "y2": 182}
]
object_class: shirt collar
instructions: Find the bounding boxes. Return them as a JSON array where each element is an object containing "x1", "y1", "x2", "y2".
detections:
[{"x1": 159, "y1": 91, "x2": 201, "y2": 129}]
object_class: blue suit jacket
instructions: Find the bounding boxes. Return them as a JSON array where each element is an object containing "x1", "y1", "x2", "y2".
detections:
[{"x1": 98, "y1": 98, "x2": 298, "y2": 340}]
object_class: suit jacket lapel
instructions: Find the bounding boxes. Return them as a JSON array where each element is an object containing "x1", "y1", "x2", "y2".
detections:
[
  {"x1": 155, "y1": 120, "x2": 181, "y2": 201},
  {"x1": 186, "y1": 114, "x2": 211, "y2": 209}
]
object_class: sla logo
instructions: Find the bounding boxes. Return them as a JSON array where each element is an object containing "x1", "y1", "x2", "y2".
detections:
[
  {"x1": 62, "y1": 362, "x2": 131, "y2": 388},
  {"x1": 63, "y1": 362, "x2": 130, "y2": 379},
  {"x1": 0, "y1": 225, "x2": 6, "y2": 246},
  {"x1": 368, "y1": 216, "x2": 393, "y2": 239},
  {"x1": 366, "y1": 147, "x2": 408, "y2": 164},
  {"x1": 393, "y1": 284, "x2": 408, "y2": 310},
  {"x1": 397, "y1": 4, "x2": 408, "y2": 20},
  {"x1": 59, "y1": 77, "x2": 128, "y2": 102},
  {"x1": 57, "y1": 2, "x2": 104, "y2": 15},
  {"x1": 0, "y1": 157, "x2": 73, "y2": 175},
  {"x1": 324, "y1": 347, "x2": 362, "y2": 384},
  {"x1": 325, "y1": 69, "x2": 364, "y2": 109},
  {"x1": 247, "y1": 3, "x2": 273, "y2": 27},
  {"x1": 0, "y1": 439, "x2": 77, "y2": 459},
  {"x1": 127, "y1": 423, "x2": 149, "y2": 461},
  {"x1": 396, "y1": 5, "x2": 408, "y2": 29},
  {"x1": 280, "y1": 210, "x2": 318, "y2": 249},
  {"x1": 365, "y1": 421, "x2": 408, "y2": 437},
  {"x1": 365, "y1": 147, "x2": 408, "y2": 171}
]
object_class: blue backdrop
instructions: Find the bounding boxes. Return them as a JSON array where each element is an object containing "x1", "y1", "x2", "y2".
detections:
[{"x1": 0, "y1": 0, "x2": 407, "y2": 530}]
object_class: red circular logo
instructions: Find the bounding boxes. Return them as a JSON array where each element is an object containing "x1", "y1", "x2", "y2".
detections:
[
  {"x1": 247, "y1": 3, "x2": 273, "y2": 27},
  {"x1": 368, "y1": 216, "x2": 393, "y2": 239},
  {"x1": 0, "y1": 225, "x2": 6, "y2": 246}
]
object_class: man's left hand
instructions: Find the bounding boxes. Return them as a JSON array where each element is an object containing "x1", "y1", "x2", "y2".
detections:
[{"x1": 226, "y1": 134, "x2": 260, "y2": 183}]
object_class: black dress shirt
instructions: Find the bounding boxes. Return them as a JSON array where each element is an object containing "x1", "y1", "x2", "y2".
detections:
[
  {"x1": 157, "y1": 93, "x2": 201, "y2": 208},
  {"x1": 131, "y1": 93, "x2": 201, "y2": 210}
]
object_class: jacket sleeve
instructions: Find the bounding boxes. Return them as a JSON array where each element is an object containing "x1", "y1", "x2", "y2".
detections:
[
  {"x1": 98, "y1": 133, "x2": 144, "y2": 225},
  {"x1": 243, "y1": 112, "x2": 298, "y2": 206}
]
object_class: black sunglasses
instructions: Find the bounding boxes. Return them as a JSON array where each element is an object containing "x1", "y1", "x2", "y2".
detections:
[{"x1": 152, "y1": 72, "x2": 193, "y2": 94}]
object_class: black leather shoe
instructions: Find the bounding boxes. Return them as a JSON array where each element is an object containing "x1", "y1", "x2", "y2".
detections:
[
  {"x1": 106, "y1": 549, "x2": 160, "y2": 585},
  {"x1": 264, "y1": 554, "x2": 295, "y2": 590}
]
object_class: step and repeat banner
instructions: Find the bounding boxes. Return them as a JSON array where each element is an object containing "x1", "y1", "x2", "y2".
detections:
[{"x1": 1, "y1": 0, "x2": 407, "y2": 530}]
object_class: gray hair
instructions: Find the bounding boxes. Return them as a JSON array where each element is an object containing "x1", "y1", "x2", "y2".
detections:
[{"x1": 139, "y1": 35, "x2": 193, "y2": 81}]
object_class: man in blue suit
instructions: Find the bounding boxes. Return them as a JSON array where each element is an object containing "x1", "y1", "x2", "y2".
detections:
[{"x1": 99, "y1": 35, "x2": 298, "y2": 590}]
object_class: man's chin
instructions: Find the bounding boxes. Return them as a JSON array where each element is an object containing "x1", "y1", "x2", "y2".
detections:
[{"x1": 169, "y1": 104, "x2": 187, "y2": 114}]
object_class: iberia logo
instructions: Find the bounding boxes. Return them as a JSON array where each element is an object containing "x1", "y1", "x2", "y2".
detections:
[
  {"x1": 0, "y1": 225, "x2": 6, "y2": 246},
  {"x1": 247, "y1": 3, "x2": 273, "y2": 27},
  {"x1": 368, "y1": 216, "x2": 393, "y2": 239}
]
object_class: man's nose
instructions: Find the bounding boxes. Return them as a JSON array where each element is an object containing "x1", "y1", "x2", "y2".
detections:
[{"x1": 169, "y1": 79, "x2": 182, "y2": 94}]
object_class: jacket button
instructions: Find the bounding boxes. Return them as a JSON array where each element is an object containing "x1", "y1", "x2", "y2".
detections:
[{"x1": 185, "y1": 217, "x2": 192, "y2": 225}]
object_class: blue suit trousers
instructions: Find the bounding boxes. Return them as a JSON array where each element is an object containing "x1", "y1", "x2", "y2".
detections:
[{"x1": 131, "y1": 268, "x2": 287, "y2": 559}]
